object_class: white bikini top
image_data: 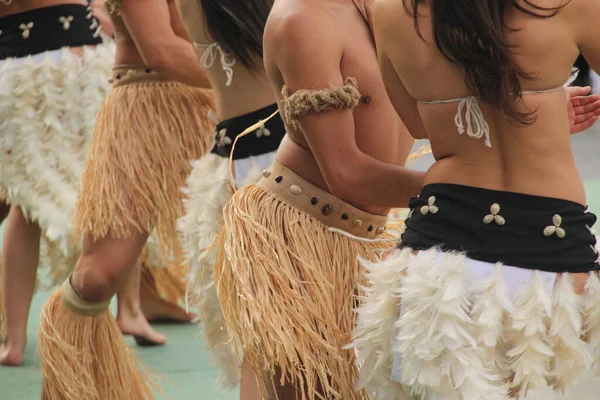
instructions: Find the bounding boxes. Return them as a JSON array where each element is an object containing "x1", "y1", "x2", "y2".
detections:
[
  {"x1": 418, "y1": 86, "x2": 564, "y2": 148},
  {"x1": 193, "y1": 41, "x2": 236, "y2": 87}
]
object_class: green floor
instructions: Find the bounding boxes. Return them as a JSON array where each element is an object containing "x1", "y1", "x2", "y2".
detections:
[{"x1": 1, "y1": 182, "x2": 599, "y2": 400}]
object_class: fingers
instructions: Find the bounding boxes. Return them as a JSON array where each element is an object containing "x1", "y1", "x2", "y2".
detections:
[
  {"x1": 572, "y1": 97, "x2": 600, "y2": 113},
  {"x1": 566, "y1": 86, "x2": 592, "y2": 98}
]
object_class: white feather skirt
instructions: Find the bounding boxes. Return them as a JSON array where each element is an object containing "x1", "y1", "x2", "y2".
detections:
[
  {"x1": 179, "y1": 150, "x2": 276, "y2": 389},
  {"x1": 351, "y1": 246, "x2": 600, "y2": 400},
  {"x1": 0, "y1": 43, "x2": 114, "y2": 286}
]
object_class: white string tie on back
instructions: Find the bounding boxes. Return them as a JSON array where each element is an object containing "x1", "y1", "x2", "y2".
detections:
[
  {"x1": 455, "y1": 96, "x2": 491, "y2": 148},
  {"x1": 194, "y1": 42, "x2": 236, "y2": 87}
]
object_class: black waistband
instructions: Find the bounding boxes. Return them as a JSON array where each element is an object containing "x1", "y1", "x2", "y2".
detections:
[
  {"x1": 0, "y1": 4, "x2": 102, "y2": 60},
  {"x1": 211, "y1": 103, "x2": 285, "y2": 160},
  {"x1": 400, "y1": 183, "x2": 599, "y2": 273}
]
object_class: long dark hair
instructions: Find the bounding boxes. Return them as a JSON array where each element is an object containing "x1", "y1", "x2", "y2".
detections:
[
  {"x1": 406, "y1": 0, "x2": 567, "y2": 124},
  {"x1": 199, "y1": 0, "x2": 273, "y2": 71}
]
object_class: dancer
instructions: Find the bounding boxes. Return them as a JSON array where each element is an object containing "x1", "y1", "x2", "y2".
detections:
[
  {"x1": 0, "y1": 0, "x2": 114, "y2": 366},
  {"x1": 37, "y1": 0, "x2": 213, "y2": 398},
  {"x1": 351, "y1": 0, "x2": 600, "y2": 398},
  {"x1": 211, "y1": 0, "x2": 426, "y2": 398},
  {"x1": 174, "y1": 0, "x2": 286, "y2": 390}
]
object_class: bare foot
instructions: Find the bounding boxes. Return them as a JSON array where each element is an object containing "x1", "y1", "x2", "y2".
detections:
[
  {"x1": 116, "y1": 313, "x2": 166, "y2": 347},
  {"x1": 140, "y1": 282, "x2": 197, "y2": 323},
  {"x1": 0, "y1": 340, "x2": 25, "y2": 366}
]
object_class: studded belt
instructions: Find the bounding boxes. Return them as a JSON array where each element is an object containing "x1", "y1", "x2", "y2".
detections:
[
  {"x1": 401, "y1": 183, "x2": 599, "y2": 273},
  {"x1": 258, "y1": 161, "x2": 388, "y2": 240},
  {"x1": 110, "y1": 64, "x2": 171, "y2": 87}
]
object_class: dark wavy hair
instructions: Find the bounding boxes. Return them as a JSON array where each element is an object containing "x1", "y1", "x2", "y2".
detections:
[
  {"x1": 406, "y1": 0, "x2": 568, "y2": 124},
  {"x1": 199, "y1": 0, "x2": 273, "y2": 71}
]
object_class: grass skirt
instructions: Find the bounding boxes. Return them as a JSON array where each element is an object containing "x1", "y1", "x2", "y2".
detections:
[
  {"x1": 179, "y1": 152, "x2": 273, "y2": 389},
  {"x1": 215, "y1": 162, "x2": 395, "y2": 399},
  {"x1": 351, "y1": 246, "x2": 600, "y2": 400},
  {"x1": 72, "y1": 66, "x2": 215, "y2": 262},
  {"x1": 0, "y1": 44, "x2": 114, "y2": 286}
]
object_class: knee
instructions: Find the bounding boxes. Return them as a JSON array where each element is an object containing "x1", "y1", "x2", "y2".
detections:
[{"x1": 72, "y1": 254, "x2": 129, "y2": 302}]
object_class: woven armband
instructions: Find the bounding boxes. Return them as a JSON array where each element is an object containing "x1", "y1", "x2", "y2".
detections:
[{"x1": 281, "y1": 77, "x2": 360, "y2": 131}]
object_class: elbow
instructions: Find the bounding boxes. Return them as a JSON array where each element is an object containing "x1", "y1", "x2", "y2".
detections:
[
  {"x1": 145, "y1": 55, "x2": 168, "y2": 73},
  {"x1": 324, "y1": 166, "x2": 363, "y2": 203}
]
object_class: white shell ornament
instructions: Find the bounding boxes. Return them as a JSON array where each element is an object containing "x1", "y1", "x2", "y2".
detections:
[
  {"x1": 20, "y1": 22, "x2": 34, "y2": 39},
  {"x1": 484, "y1": 203, "x2": 505, "y2": 226},
  {"x1": 289, "y1": 185, "x2": 302, "y2": 195},
  {"x1": 544, "y1": 214, "x2": 565, "y2": 238},
  {"x1": 59, "y1": 16, "x2": 74, "y2": 31},
  {"x1": 420, "y1": 196, "x2": 439, "y2": 215}
]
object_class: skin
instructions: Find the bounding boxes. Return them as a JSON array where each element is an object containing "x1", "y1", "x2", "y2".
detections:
[
  {"x1": 174, "y1": 0, "x2": 276, "y2": 121},
  {"x1": 265, "y1": 0, "x2": 422, "y2": 216},
  {"x1": 0, "y1": 0, "x2": 89, "y2": 367},
  {"x1": 174, "y1": 1, "x2": 279, "y2": 397},
  {"x1": 371, "y1": 0, "x2": 600, "y2": 292},
  {"x1": 72, "y1": 0, "x2": 213, "y2": 346},
  {"x1": 248, "y1": 0, "x2": 418, "y2": 397}
]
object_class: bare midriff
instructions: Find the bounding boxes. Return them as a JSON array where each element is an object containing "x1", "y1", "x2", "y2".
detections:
[{"x1": 271, "y1": 2, "x2": 414, "y2": 216}]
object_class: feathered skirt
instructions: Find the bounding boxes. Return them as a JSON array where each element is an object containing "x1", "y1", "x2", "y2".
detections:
[
  {"x1": 0, "y1": 43, "x2": 114, "y2": 286},
  {"x1": 351, "y1": 183, "x2": 600, "y2": 400},
  {"x1": 179, "y1": 104, "x2": 285, "y2": 389}
]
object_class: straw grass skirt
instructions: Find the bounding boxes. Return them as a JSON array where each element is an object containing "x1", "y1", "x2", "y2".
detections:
[
  {"x1": 179, "y1": 151, "x2": 275, "y2": 389},
  {"x1": 72, "y1": 66, "x2": 215, "y2": 262},
  {"x1": 0, "y1": 44, "x2": 114, "y2": 286},
  {"x1": 351, "y1": 246, "x2": 600, "y2": 400},
  {"x1": 214, "y1": 162, "x2": 395, "y2": 400},
  {"x1": 38, "y1": 279, "x2": 157, "y2": 400}
]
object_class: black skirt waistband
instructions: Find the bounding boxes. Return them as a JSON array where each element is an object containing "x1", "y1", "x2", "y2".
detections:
[
  {"x1": 0, "y1": 4, "x2": 102, "y2": 60},
  {"x1": 400, "y1": 183, "x2": 599, "y2": 273},
  {"x1": 211, "y1": 103, "x2": 285, "y2": 160}
]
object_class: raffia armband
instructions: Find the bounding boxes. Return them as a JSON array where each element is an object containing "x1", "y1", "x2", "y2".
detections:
[{"x1": 281, "y1": 77, "x2": 361, "y2": 131}]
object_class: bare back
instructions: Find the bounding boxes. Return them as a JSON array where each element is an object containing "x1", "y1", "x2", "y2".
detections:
[
  {"x1": 375, "y1": 0, "x2": 597, "y2": 206},
  {"x1": 174, "y1": 0, "x2": 275, "y2": 120},
  {"x1": 265, "y1": 0, "x2": 414, "y2": 215},
  {"x1": 109, "y1": 0, "x2": 184, "y2": 65}
]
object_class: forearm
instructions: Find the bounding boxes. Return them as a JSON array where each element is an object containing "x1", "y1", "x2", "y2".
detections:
[
  {"x1": 150, "y1": 42, "x2": 210, "y2": 88},
  {"x1": 332, "y1": 153, "x2": 424, "y2": 208}
]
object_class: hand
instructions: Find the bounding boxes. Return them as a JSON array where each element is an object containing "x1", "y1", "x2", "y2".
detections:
[
  {"x1": 567, "y1": 86, "x2": 600, "y2": 134},
  {"x1": 92, "y1": 0, "x2": 115, "y2": 38}
]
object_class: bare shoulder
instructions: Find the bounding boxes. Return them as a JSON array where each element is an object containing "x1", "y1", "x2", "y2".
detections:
[
  {"x1": 265, "y1": 0, "x2": 342, "y2": 59},
  {"x1": 371, "y1": 0, "x2": 410, "y2": 47}
]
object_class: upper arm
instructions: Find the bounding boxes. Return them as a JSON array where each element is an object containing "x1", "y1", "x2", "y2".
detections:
[
  {"x1": 119, "y1": 0, "x2": 182, "y2": 63},
  {"x1": 372, "y1": 0, "x2": 428, "y2": 140},
  {"x1": 273, "y1": 13, "x2": 364, "y2": 186},
  {"x1": 574, "y1": 0, "x2": 600, "y2": 73}
]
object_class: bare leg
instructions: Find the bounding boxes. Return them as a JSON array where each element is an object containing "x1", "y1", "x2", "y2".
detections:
[
  {"x1": 240, "y1": 359, "x2": 263, "y2": 400},
  {"x1": 0, "y1": 206, "x2": 41, "y2": 366},
  {"x1": 116, "y1": 259, "x2": 166, "y2": 345},
  {"x1": 139, "y1": 264, "x2": 196, "y2": 323}
]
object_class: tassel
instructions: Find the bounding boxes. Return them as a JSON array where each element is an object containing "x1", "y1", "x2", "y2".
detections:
[{"x1": 38, "y1": 279, "x2": 157, "y2": 399}]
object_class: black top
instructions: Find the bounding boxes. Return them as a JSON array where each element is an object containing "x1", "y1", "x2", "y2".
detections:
[
  {"x1": 0, "y1": 4, "x2": 102, "y2": 60},
  {"x1": 211, "y1": 103, "x2": 286, "y2": 160},
  {"x1": 401, "y1": 183, "x2": 599, "y2": 273}
]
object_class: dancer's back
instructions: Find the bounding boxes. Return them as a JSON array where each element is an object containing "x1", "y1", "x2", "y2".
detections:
[
  {"x1": 176, "y1": 0, "x2": 275, "y2": 120},
  {"x1": 265, "y1": 0, "x2": 417, "y2": 215},
  {"x1": 375, "y1": 0, "x2": 594, "y2": 205},
  {"x1": 104, "y1": 0, "x2": 207, "y2": 87}
]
